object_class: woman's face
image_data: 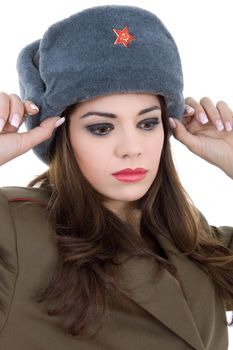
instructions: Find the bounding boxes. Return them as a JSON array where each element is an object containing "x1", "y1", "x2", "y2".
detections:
[{"x1": 69, "y1": 93, "x2": 164, "y2": 215}]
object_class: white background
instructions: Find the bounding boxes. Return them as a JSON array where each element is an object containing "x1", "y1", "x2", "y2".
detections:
[{"x1": 0, "y1": 0, "x2": 232, "y2": 347}]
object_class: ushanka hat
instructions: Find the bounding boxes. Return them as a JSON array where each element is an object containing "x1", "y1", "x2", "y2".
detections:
[{"x1": 16, "y1": 5, "x2": 184, "y2": 165}]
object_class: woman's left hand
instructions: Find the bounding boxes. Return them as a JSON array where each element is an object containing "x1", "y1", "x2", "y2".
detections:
[{"x1": 169, "y1": 97, "x2": 233, "y2": 178}]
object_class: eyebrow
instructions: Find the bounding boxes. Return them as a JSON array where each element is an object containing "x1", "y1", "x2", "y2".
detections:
[{"x1": 80, "y1": 105, "x2": 161, "y2": 119}]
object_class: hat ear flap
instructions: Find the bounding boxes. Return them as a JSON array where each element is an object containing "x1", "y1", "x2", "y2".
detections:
[
  {"x1": 16, "y1": 39, "x2": 46, "y2": 109},
  {"x1": 32, "y1": 49, "x2": 40, "y2": 69}
]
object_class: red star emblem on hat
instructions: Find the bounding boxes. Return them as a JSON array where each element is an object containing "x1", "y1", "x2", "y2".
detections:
[{"x1": 112, "y1": 26, "x2": 135, "y2": 48}]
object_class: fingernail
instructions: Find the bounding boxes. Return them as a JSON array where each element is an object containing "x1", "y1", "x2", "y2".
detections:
[
  {"x1": 169, "y1": 117, "x2": 176, "y2": 129},
  {"x1": 215, "y1": 119, "x2": 224, "y2": 131},
  {"x1": 0, "y1": 118, "x2": 5, "y2": 132},
  {"x1": 185, "y1": 105, "x2": 195, "y2": 113},
  {"x1": 54, "y1": 117, "x2": 65, "y2": 128},
  {"x1": 225, "y1": 121, "x2": 232, "y2": 132},
  {"x1": 198, "y1": 112, "x2": 208, "y2": 124},
  {"x1": 9, "y1": 113, "x2": 21, "y2": 128},
  {"x1": 30, "y1": 103, "x2": 39, "y2": 111}
]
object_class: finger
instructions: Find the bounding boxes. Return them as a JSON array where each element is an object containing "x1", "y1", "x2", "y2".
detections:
[
  {"x1": 185, "y1": 97, "x2": 209, "y2": 126},
  {"x1": 7, "y1": 95, "x2": 40, "y2": 133},
  {"x1": 216, "y1": 100, "x2": 233, "y2": 132},
  {"x1": 182, "y1": 104, "x2": 197, "y2": 128},
  {"x1": 0, "y1": 93, "x2": 40, "y2": 133},
  {"x1": 200, "y1": 97, "x2": 224, "y2": 131},
  {"x1": 23, "y1": 100, "x2": 40, "y2": 116},
  {"x1": 18, "y1": 116, "x2": 64, "y2": 154},
  {"x1": 169, "y1": 117, "x2": 200, "y2": 154},
  {"x1": 183, "y1": 104, "x2": 195, "y2": 117},
  {"x1": 8, "y1": 94, "x2": 25, "y2": 129},
  {"x1": 0, "y1": 92, "x2": 10, "y2": 132}
]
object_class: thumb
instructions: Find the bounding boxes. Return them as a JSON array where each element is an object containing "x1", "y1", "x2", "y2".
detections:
[
  {"x1": 20, "y1": 116, "x2": 65, "y2": 152},
  {"x1": 169, "y1": 117, "x2": 198, "y2": 152}
]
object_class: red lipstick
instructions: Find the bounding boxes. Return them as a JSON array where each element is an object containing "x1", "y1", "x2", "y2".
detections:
[{"x1": 112, "y1": 168, "x2": 148, "y2": 183}]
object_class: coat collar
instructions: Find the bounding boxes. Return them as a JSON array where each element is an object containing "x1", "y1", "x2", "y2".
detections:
[{"x1": 115, "y1": 233, "x2": 205, "y2": 350}]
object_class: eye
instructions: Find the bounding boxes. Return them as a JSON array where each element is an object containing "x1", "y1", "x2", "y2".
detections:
[
  {"x1": 86, "y1": 124, "x2": 113, "y2": 136},
  {"x1": 85, "y1": 118, "x2": 160, "y2": 136},
  {"x1": 139, "y1": 118, "x2": 160, "y2": 130}
]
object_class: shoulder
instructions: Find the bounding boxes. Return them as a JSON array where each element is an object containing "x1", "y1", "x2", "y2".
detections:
[
  {"x1": 197, "y1": 210, "x2": 233, "y2": 249},
  {"x1": 0, "y1": 186, "x2": 56, "y2": 333},
  {"x1": 0, "y1": 186, "x2": 50, "y2": 207},
  {"x1": 0, "y1": 185, "x2": 52, "y2": 255}
]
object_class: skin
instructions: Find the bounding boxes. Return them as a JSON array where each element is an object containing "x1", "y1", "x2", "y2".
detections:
[{"x1": 69, "y1": 93, "x2": 164, "y2": 225}]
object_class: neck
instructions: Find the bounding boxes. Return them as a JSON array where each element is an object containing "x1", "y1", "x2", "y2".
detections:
[{"x1": 104, "y1": 202, "x2": 142, "y2": 234}]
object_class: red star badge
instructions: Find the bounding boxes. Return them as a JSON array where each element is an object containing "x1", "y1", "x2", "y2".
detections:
[{"x1": 112, "y1": 26, "x2": 135, "y2": 48}]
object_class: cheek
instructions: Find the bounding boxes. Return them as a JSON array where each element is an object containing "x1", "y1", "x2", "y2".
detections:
[{"x1": 71, "y1": 136, "x2": 108, "y2": 177}]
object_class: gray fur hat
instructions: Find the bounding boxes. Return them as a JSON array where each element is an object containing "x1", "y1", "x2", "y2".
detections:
[{"x1": 16, "y1": 5, "x2": 184, "y2": 165}]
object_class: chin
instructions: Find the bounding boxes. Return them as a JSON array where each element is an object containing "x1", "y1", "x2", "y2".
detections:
[{"x1": 113, "y1": 191, "x2": 147, "y2": 202}]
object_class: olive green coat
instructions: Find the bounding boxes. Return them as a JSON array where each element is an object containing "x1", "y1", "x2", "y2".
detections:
[{"x1": 0, "y1": 186, "x2": 232, "y2": 350}]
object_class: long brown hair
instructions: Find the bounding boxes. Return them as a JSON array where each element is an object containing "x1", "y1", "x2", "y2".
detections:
[{"x1": 28, "y1": 95, "x2": 233, "y2": 339}]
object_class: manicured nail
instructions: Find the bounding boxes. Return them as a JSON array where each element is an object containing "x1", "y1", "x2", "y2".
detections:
[
  {"x1": 9, "y1": 113, "x2": 21, "y2": 128},
  {"x1": 30, "y1": 103, "x2": 39, "y2": 111},
  {"x1": 169, "y1": 117, "x2": 176, "y2": 129},
  {"x1": 0, "y1": 118, "x2": 5, "y2": 132},
  {"x1": 215, "y1": 119, "x2": 224, "y2": 131},
  {"x1": 185, "y1": 105, "x2": 194, "y2": 113},
  {"x1": 54, "y1": 117, "x2": 65, "y2": 128},
  {"x1": 225, "y1": 121, "x2": 232, "y2": 132},
  {"x1": 198, "y1": 112, "x2": 208, "y2": 124}
]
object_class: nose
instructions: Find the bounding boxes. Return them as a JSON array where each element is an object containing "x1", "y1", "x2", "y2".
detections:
[{"x1": 115, "y1": 130, "x2": 143, "y2": 158}]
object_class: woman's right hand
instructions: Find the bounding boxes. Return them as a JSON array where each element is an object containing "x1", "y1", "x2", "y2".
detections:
[{"x1": 0, "y1": 92, "x2": 65, "y2": 166}]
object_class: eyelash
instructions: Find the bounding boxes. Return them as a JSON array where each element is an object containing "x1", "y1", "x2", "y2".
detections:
[{"x1": 86, "y1": 118, "x2": 160, "y2": 136}]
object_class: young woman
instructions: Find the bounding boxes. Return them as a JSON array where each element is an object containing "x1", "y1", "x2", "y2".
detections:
[{"x1": 0, "y1": 5, "x2": 232, "y2": 350}]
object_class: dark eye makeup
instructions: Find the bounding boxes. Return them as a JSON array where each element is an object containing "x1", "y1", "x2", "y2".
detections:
[{"x1": 85, "y1": 117, "x2": 160, "y2": 136}]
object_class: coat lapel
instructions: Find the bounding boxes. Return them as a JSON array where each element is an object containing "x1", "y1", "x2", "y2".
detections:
[{"x1": 116, "y1": 233, "x2": 205, "y2": 350}]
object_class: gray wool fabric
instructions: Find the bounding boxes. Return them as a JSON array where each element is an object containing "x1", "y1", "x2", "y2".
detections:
[{"x1": 16, "y1": 5, "x2": 184, "y2": 165}]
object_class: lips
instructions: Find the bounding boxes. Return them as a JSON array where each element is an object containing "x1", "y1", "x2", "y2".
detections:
[
  {"x1": 112, "y1": 167, "x2": 148, "y2": 175},
  {"x1": 112, "y1": 168, "x2": 148, "y2": 183}
]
